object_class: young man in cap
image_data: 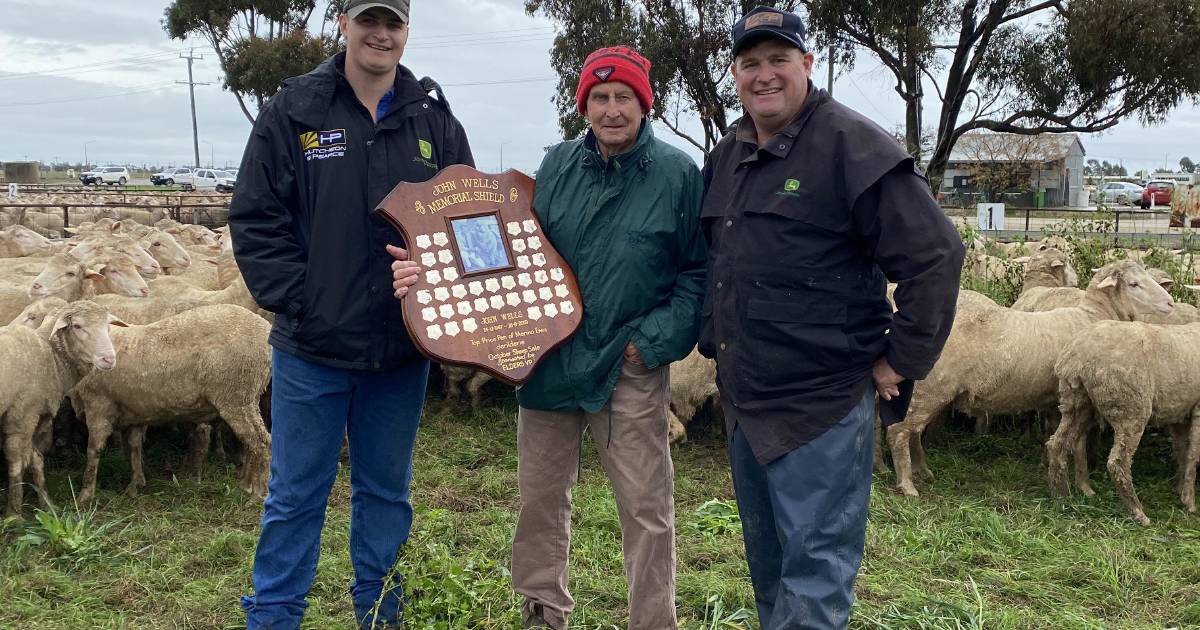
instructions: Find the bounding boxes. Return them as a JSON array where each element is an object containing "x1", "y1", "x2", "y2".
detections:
[
  {"x1": 230, "y1": 1, "x2": 473, "y2": 627},
  {"x1": 700, "y1": 7, "x2": 964, "y2": 629},
  {"x1": 509, "y1": 46, "x2": 705, "y2": 629}
]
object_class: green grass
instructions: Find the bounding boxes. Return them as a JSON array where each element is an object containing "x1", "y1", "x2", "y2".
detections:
[{"x1": 1, "y1": 399, "x2": 1198, "y2": 629}]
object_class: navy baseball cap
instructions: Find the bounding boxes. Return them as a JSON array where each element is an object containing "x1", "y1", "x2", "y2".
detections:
[{"x1": 732, "y1": 6, "x2": 807, "y2": 57}]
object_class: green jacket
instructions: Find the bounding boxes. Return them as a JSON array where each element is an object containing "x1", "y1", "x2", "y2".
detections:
[{"x1": 516, "y1": 122, "x2": 707, "y2": 412}]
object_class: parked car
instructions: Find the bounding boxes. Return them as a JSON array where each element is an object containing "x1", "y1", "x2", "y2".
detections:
[
  {"x1": 151, "y1": 167, "x2": 194, "y2": 187},
  {"x1": 213, "y1": 169, "x2": 236, "y2": 193},
  {"x1": 1140, "y1": 180, "x2": 1174, "y2": 208},
  {"x1": 192, "y1": 168, "x2": 237, "y2": 192},
  {"x1": 81, "y1": 166, "x2": 130, "y2": 186},
  {"x1": 1096, "y1": 181, "x2": 1144, "y2": 205}
]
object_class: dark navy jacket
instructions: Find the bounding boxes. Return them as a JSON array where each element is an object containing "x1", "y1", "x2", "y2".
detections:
[{"x1": 230, "y1": 53, "x2": 474, "y2": 370}]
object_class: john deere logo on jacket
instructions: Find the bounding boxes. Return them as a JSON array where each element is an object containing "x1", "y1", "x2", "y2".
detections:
[
  {"x1": 778, "y1": 178, "x2": 802, "y2": 197},
  {"x1": 300, "y1": 129, "x2": 347, "y2": 162},
  {"x1": 414, "y1": 139, "x2": 437, "y2": 169}
]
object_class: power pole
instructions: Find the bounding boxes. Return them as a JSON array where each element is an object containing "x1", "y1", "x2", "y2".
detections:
[
  {"x1": 178, "y1": 49, "x2": 210, "y2": 170},
  {"x1": 827, "y1": 45, "x2": 835, "y2": 96}
]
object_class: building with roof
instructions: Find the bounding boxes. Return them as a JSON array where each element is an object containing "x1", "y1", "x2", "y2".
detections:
[{"x1": 940, "y1": 132, "x2": 1087, "y2": 208}]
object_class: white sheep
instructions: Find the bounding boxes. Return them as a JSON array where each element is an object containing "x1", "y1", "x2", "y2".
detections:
[
  {"x1": 29, "y1": 252, "x2": 150, "y2": 302},
  {"x1": 93, "y1": 276, "x2": 263, "y2": 324},
  {"x1": 138, "y1": 229, "x2": 192, "y2": 274},
  {"x1": 1047, "y1": 321, "x2": 1200, "y2": 525},
  {"x1": 0, "y1": 225, "x2": 53, "y2": 258},
  {"x1": 887, "y1": 261, "x2": 1175, "y2": 497},
  {"x1": 665, "y1": 347, "x2": 719, "y2": 445},
  {"x1": 440, "y1": 364, "x2": 495, "y2": 412},
  {"x1": 0, "y1": 301, "x2": 125, "y2": 514},
  {"x1": 7, "y1": 297, "x2": 68, "y2": 328},
  {"x1": 1010, "y1": 247, "x2": 1082, "y2": 312},
  {"x1": 70, "y1": 304, "x2": 272, "y2": 503},
  {"x1": 69, "y1": 234, "x2": 162, "y2": 278}
]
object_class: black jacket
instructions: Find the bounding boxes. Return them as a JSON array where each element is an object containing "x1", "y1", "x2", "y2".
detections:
[
  {"x1": 701, "y1": 85, "x2": 964, "y2": 464},
  {"x1": 230, "y1": 53, "x2": 474, "y2": 370}
]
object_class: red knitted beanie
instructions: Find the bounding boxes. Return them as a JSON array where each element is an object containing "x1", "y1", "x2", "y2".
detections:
[{"x1": 575, "y1": 46, "x2": 653, "y2": 115}]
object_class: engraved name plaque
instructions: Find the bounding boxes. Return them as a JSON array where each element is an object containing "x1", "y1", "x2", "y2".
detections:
[{"x1": 375, "y1": 165, "x2": 584, "y2": 385}]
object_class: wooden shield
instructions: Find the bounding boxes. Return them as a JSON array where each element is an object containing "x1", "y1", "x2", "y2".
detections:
[{"x1": 375, "y1": 165, "x2": 584, "y2": 385}]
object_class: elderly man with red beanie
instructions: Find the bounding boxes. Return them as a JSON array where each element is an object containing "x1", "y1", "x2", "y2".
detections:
[{"x1": 510, "y1": 46, "x2": 706, "y2": 629}]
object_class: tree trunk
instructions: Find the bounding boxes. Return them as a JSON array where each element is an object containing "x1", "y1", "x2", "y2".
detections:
[
  {"x1": 926, "y1": 140, "x2": 953, "y2": 196},
  {"x1": 904, "y1": 76, "x2": 922, "y2": 161}
]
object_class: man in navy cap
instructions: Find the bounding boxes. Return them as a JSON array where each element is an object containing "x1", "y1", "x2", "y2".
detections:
[{"x1": 700, "y1": 6, "x2": 965, "y2": 628}]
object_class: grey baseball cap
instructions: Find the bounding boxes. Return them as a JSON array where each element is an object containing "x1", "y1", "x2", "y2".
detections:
[{"x1": 346, "y1": 0, "x2": 410, "y2": 22}]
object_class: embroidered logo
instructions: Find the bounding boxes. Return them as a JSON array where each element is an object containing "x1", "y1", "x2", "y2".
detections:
[
  {"x1": 593, "y1": 66, "x2": 615, "y2": 81},
  {"x1": 300, "y1": 129, "x2": 347, "y2": 162},
  {"x1": 746, "y1": 13, "x2": 784, "y2": 30},
  {"x1": 777, "y1": 178, "x2": 803, "y2": 198},
  {"x1": 413, "y1": 139, "x2": 437, "y2": 169}
]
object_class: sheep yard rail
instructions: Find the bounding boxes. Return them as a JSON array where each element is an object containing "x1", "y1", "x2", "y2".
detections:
[{"x1": 2, "y1": 202, "x2": 232, "y2": 235}]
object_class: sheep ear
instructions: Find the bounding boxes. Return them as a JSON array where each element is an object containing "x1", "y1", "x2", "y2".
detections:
[
  {"x1": 205, "y1": 257, "x2": 219, "y2": 265},
  {"x1": 107, "y1": 314, "x2": 129, "y2": 328},
  {"x1": 110, "y1": 222, "x2": 122, "y2": 232},
  {"x1": 51, "y1": 315, "x2": 71, "y2": 336},
  {"x1": 1013, "y1": 256, "x2": 1030, "y2": 264},
  {"x1": 1096, "y1": 275, "x2": 1119, "y2": 289},
  {"x1": 1051, "y1": 260, "x2": 1065, "y2": 268},
  {"x1": 1187, "y1": 285, "x2": 1200, "y2": 292},
  {"x1": 84, "y1": 268, "x2": 104, "y2": 280},
  {"x1": 1158, "y1": 278, "x2": 1176, "y2": 288}
]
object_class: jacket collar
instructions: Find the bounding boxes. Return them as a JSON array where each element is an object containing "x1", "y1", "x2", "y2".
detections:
[
  {"x1": 282, "y1": 53, "x2": 429, "y2": 128},
  {"x1": 736, "y1": 80, "x2": 828, "y2": 160},
  {"x1": 580, "y1": 118, "x2": 655, "y2": 171}
]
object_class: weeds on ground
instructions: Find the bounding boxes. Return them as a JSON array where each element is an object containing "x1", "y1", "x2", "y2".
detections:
[{"x1": 14, "y1": 487, "x2": 127, "y2": 567}]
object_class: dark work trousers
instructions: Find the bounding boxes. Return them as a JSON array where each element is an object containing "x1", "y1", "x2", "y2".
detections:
[{"x1": 726, "y1": 386, "x2": 876, "y2": 629}]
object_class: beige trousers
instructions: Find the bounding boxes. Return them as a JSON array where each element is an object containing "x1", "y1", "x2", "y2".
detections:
[{"x1": 511, "y1": 358, "x2": 678, "y2": 630}]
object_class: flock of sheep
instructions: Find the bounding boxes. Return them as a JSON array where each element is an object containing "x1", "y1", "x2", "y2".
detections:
[
  {"x1": 667, "y1": 236, "x2": 1200, "y2": 526},
  {"x1": 1, "y1": 191, "x2": 230, "y2": 238},
  {"x1": 3, "y1": 195, "x2": 1200, "y2": 526},
  {"x1": 0, "y1": 204, "x2": 270, "y2": 516}
]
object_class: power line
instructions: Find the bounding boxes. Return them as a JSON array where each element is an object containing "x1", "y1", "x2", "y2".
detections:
[
  {"x1": 441, "y1": 77, "x2": 556, "y2": 87},
  {"x1": 406, "y1": 35, "x2": 555, "y2": 50},
  {"x1": 0, "y1": 50, "x2": 185, "y2": 82},
  {"x1": 0, "y1": 82, "x2": 177, "y2": 108},
  {"x1": 847, "y1": 75, "x2": 895, "y2": 127},
  {"x1": 407, "y1": 26, "x2": 554, "y2": 41}
]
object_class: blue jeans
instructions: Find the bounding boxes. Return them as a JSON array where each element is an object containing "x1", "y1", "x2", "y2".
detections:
[
  {"x1": 241, "y1": 349, "x2": 429, "y2": 630},
  {"x1": 727, "y1": 387, "x2": 876, "y2": 630}
]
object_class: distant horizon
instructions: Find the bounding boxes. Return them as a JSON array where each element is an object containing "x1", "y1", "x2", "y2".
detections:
[{"x1": 1, "y1": 0, "x2": 1197, "y2": 177}]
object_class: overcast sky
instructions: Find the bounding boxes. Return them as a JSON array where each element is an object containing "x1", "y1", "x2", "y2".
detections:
[{"x1": 0, "y1": 0, "x2": 1196, "y2": 175}]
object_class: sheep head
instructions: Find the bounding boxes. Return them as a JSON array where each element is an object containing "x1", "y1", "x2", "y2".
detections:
[
  {"x1": 44, "y1": 301, "x2": 128, "y2": 372},
  {"x1": 1087, "y1": 261, "x2": 1175, "y2": 321},
  {"x1": 9, "y1": 297, "x2": 68, "y2": 328}
]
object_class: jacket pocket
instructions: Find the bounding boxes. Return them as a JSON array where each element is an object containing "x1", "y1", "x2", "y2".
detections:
[{"x1": 740, "y1": 298, "x2": 851, "y2": 395}]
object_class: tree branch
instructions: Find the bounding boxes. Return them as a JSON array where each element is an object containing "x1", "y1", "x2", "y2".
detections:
[
  {"x1": 654, "y1": 117, "x2": 707, "y2": 152},
  {"x1": 921, "y1": 65, "x2": 946, "y2": 102},
  {"x1": 998, "y1": 0, "x2": 1064, "y2": 26}
]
